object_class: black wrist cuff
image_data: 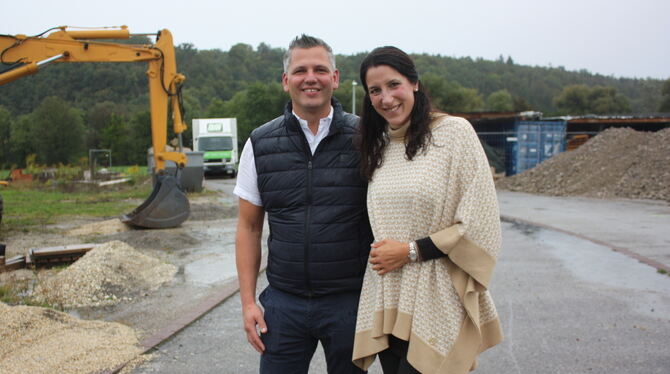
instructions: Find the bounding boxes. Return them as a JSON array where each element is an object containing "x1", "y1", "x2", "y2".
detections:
[{"x1": 416, "y1": 237, "x2": 447, "y2": 261}]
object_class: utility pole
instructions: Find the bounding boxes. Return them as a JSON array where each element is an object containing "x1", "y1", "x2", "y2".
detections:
[{"x1": 352, "y1": 80, "x2": 358, "y2": 115}]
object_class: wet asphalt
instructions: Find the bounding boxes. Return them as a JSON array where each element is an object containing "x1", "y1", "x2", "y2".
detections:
[{"x1": 129, "y1": 187, "x2": 670, "y2": 374}]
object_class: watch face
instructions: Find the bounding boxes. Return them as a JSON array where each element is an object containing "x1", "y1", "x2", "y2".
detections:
[{"x1": 409, "y1": 243, "x2": 418, "y2": 261}]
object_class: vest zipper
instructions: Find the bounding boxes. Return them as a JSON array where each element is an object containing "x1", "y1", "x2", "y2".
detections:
[
  {"x1": 300, "y1": 125, "x2": 337, "y2": 296},
  {"x1": 304, "y1": 159, "x2": 313, "y2": 296}
]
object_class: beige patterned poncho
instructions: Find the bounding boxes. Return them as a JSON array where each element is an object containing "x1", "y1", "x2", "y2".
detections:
[{"x1": 352, "y1": 114, "x2": 503, "y2": 373}]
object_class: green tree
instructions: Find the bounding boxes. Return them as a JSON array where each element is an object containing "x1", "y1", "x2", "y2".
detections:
[
  {"x1": 554, "y1": 85, "x2": 630, "y2": 115},
  {"x1": 486, "y1": 90, "x2": 514, "y2": 111},
  {"x1": 86, "y1": 101, "x2": 126, "y2": 150},
  {"x1": 421, "y1": 73, "x2": 449, "y2": 109},
  {"x1": 9, "y1": 114, "x2": 36, "y2": 168},
  {"x1": 237, "y1": 81, "x2": 287, "y2": 140},
  {"x1": 554, "y1": 85, "x2": 591, "y2": 114},
  {"x1": 205, "y1": 98, "x2": 228, "y2": 118},
  {"x1": 333, "y1": 79, "x2": 365, "y2": 116},
  {"x1": 223, "y1": 82, "x2": 287, "y2": 147},
  {"x1": 127, "y1": 110, "x2": 153, "y2": 165},
  {"x1": 588, "y1": 86, "x2": 630, "y2": 114},
  {"x1": 422, "y1": 73, "x2": 483, "y2": 112},
  {"x1": 100, "y1": 113, "x2": 131, "y2": 165},
  {"x1": 226, "y1": 43, "x2": 258, "y2": 88},
  {"x1": 31, "y1": 97, "x2": 85, "y2": 165},
  {"x1": 659, "y1": 78, "x2": 670, "y2": 112},
  {"x1": 444, "y1": 85, "x2": 484, "y2": 112},
  {"x1": 0, "y1": 106, "x2": 12, "y2": 168}
]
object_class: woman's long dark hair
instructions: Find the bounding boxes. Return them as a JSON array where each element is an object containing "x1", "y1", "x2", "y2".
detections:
[{"x1": 358, "y1": 46, "x2": 433, "y2": 180}]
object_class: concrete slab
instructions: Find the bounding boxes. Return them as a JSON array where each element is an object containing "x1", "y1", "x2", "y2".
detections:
[
  {"x1": 476, "y1": 221, "x2": 670, "y2": 374},
  {"x1": 497, "y1": 190, "x2": 670, "y2": 272}
]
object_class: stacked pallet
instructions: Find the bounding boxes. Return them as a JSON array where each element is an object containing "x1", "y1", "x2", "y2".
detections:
[{"x1": 0, "y1": 244, "x2": 97, "y2": 273}]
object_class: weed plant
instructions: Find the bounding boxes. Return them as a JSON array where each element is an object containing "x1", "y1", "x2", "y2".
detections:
[{"x1": 0, "y1": 281, "x2": 63, "y2": 310}]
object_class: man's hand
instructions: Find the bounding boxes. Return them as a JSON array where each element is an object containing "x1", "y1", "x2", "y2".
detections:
[
  {"x1": 243, "y1": 302, "x2": 267, "y2": 353},
  {"x1": 369, "y1": 239, "x2": 410, "y2": 275}
]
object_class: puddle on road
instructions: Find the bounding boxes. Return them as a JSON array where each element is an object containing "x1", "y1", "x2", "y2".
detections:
[
  {"x1": 180, "y1": 215, "x2": 268, "y2": 288},
  {"x1": 176, "y1": 215, "x2": 239, "y2": 287},
  {"x1": 534, "y1": 227, "x2": 670, "y2": 318},
  {"x1": 181, "y1": 223, "x2": 237, "y2": 287},
  {"x1": 505, "y1": 219, "x2": 540, "y2": 237},
  {"x1": 184, "y1": 253, "x2": 238, "y2": 286}
]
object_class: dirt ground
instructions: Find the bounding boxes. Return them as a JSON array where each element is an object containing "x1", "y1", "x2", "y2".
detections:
[{"x1": 0, "y1": 187, "x2": 240, "y2": 374}]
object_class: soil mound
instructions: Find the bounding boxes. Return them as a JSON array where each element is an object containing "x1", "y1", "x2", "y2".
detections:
[
  {"x1": 496, "y1": 127, "x2": 670, "y2": 201},
  {"x1": 0, "y1": 302, "x2": 141, "y2": 374},
  {"x1": 33, "y1": 241, "x2": 176, "y2": 308}
]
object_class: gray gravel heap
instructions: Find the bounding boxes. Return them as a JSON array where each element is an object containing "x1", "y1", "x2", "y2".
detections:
[
  {"x1": 497, "y1": 127, "x2": 670, "y2": 202},
  {"x1": 33, "y1": 240, "x2": 176, "y2": 308}
]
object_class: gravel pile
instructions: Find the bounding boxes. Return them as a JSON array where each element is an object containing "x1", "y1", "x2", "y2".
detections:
[
  {"x1": 0, "y1": 302, "x2": 141, "y2": 374},
  {"x1": 496, "y1": 127, "x2": 670, "y2": 201},
  {"x1": 33, "y1": 240, "x2": 176, "y2": 308},
  {"x1": 66, "y1": 218, "x2": 130, "y2": 236}
]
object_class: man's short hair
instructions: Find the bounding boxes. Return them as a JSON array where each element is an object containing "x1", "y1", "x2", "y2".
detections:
[{"x1": 283, "y1": 34, "x2": 336, "y2": 73}]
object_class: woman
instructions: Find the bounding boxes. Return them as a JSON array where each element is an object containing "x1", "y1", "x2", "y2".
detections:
[{"x1": 352, "y1": 46, "x2": 503, "y2": 373}]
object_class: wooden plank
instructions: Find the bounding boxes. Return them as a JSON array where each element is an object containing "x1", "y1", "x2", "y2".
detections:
[
  {"x1": 30, "y1": 243, "x2": 98, "y2": 258},
  {"x1": 98, "y1": 178, "x2": 131, "y2": 187},
  {"x1": 0, "y1": 255, "x2": 26, "y2": 272}
]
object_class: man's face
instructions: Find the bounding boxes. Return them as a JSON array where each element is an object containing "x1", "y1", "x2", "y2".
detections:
[{"x1": 282, "y1": 46, "x2": 339, "y2": 118}]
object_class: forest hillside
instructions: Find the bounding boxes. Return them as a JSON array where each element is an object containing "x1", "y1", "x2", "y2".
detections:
[{"x1": 1, "y1": 39, "x2": 668, "y2": 168}]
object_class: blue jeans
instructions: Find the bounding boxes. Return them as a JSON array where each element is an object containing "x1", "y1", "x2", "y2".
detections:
[{"x1": 259, "y1": 285, "x2": 365, "y2": 374}]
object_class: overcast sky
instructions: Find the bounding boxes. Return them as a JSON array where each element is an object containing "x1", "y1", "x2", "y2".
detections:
[{"x1": 4, "y1": 0, "x2": 669, "y2": 80}]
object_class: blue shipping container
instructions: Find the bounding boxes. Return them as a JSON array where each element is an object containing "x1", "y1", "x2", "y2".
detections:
[{"x1": 508, "y1": 120, "x2": 566, "y2": 175}]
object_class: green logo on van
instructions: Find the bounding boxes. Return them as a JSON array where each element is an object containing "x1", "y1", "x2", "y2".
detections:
[{"x1": 204, "y1": 151, "x2": 232, "y2": 160}]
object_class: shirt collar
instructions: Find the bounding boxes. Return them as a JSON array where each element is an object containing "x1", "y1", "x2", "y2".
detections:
[{"x1": 292, "y1": 106, "x2": 334, "y2": 132}]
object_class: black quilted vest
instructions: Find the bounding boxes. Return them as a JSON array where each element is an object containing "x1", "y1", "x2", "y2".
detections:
[{"x1": 251, "y1": 99, "x2": 373, "y2": 297}]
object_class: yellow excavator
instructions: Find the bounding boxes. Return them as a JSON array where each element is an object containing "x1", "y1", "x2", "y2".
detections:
[{"x1": 0, "y1": 26, "x2": 190, "y2": 228}]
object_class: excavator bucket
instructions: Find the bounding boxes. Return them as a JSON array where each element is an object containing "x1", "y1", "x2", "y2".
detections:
[{"x1": 121, "y1": 173, "x2": 190, "y2": 229}]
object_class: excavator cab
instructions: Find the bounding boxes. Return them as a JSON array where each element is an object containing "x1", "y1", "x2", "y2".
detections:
[{"x1": 0, "y1": 26, "x2": 191, "y2": 228}]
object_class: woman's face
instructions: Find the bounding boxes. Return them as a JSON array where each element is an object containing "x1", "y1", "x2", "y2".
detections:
[{"x1": 365, "y1": 65, "x2": 418, "y2": 129}]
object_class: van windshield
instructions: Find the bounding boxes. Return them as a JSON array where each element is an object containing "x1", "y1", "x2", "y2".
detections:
[{"x1": 200, "y1": 137, "x2": 233, "y2": 151}]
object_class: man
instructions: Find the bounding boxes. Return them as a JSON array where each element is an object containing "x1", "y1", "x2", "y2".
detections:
[{"x1": 234, "y1": 35, "x2": 373, "y2": 374}]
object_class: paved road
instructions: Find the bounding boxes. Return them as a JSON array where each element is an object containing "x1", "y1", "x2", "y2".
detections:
[
  {"x1": 497, "y1": 190, "x2": 670, "y2": 271},
  {"x1": 203, "y1": 175, "x2": 237, "y2": 196},
  {"x1": 130, "y1": 186, "x2": 670, "y2": 373}
]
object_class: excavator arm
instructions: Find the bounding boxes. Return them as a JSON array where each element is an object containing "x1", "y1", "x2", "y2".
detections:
[{"x1": 0, "y1": 26, "x2": 190, "y2": 228}]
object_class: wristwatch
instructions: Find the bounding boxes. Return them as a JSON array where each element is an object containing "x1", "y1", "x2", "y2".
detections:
[{"x1": 408, "y1": 241, "x2": 419, "y2": 262}]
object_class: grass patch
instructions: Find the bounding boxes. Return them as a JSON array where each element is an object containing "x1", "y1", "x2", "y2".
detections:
[
  {"x1": 110, "y1": 165, "x2": 149, "y2": 176},
  {"x1": 658, "y1": 269, "x2": 668, "y2": 275},
  {"x1": 0, "y1": 179, "x2": 154, "y2": 231},
  {"x1": 0, "y1": 284, "x2": 20, "y2": 304},
  {"x1": 0, "y1": 283, "x2": 63, "y2": 310}
]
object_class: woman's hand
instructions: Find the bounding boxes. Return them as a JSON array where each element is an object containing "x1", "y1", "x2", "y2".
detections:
[{"x1": 369, "y1": 239, "x2": 410, "y2": 275}]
